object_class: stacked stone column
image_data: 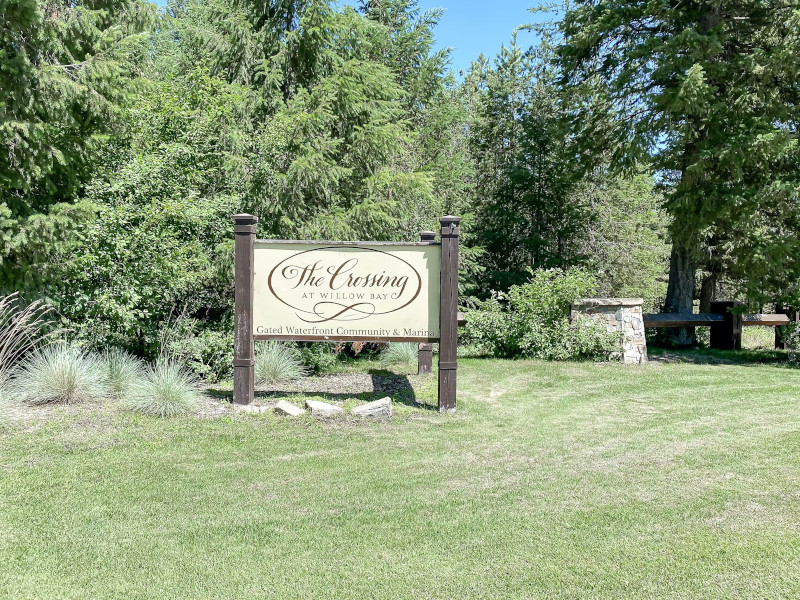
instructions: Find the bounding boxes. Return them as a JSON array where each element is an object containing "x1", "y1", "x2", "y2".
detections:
[{"x1": 570, "y1": 298, "x2": 648, "y2": 364}]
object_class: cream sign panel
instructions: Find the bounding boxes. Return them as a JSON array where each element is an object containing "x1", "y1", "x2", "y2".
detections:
[{"x1": 253, "y1": 243, "x2": 441, "y2": 341}]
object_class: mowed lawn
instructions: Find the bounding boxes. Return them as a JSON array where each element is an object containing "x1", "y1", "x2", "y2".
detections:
[{"x1": 2, "y1": 354, "x2": 800, "y2": 599}]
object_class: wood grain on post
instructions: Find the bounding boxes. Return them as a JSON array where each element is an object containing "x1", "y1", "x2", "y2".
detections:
[
  {"x1": 438, "y1": 216, "x2": 460, "y2": 412},
  {"x1": 709, "y1": 301, "x2": 743, "y2": 350},
  {"x1": 417, "y1": 230, "x2": 437, "y2": 375},
  {"x1": 233, "y1": 214, "x2": 258, "y2": 405}
]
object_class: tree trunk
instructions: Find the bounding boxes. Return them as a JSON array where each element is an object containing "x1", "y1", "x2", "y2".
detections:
[
  {"x1": 698, "y1": 236, "x2": 720, "y2": 314},
  {"x1": 664, "y1": 238, "x2": 697, "y2": 347},
  {"x1": 660, "y1": 4, "x2": 720, "y2": 347},
  {"x1": 698, "y1": 273, "x2": 716, "y2": 314}
]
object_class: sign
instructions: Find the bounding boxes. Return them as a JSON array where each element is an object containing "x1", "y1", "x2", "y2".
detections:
[
  {"x1": 252, "y1": 243, "x2": 441, "y2": 342},
  {"x1": 232, "y1": 214, "x2": 461, "y2": 412}
]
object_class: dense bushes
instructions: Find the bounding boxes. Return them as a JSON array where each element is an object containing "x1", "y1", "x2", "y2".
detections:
[{"x1": 464, "y1": 268, "x2": 618, "y2": 360}]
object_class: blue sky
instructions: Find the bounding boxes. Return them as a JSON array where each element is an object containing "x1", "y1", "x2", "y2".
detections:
[
  {"x1": 154, "y1": 1, "x2": 544, "y2": 74},
  {"x1": 402, "y1": 1, "x2": 543, "y2": 74}
]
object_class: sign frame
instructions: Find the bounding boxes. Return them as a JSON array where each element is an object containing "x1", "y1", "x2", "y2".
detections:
[
  {"x1": 252, "y1": 239, "x2": 442, "y2": 343},
  {"x1": 232, "y1": 214, "x2": 460, "y2": 412}
]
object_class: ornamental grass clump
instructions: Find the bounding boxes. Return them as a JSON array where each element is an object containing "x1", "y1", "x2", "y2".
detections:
[
  {"x1": 103, "y1": 348, "x2": 145, "y2": 398},
  {"x1": 380, "y1": 342, "x2": 419, "y2": 366},
  {"x1": 0, "y1": 293, "x2": 55, "y2": 386},
  {"x1": 255, "y1": 342, "x2": 307, "y2": 384},
  {"x1": 124, "y1": 360, "x2": 198, "y2": 418},
  {"x1": 11, "y1": 343, "x2": 110, "y2": 405}
]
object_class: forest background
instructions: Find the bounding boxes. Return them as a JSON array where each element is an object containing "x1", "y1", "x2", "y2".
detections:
[{"x1": 2, "y1": 0, "x2": 799, "y2": 377}]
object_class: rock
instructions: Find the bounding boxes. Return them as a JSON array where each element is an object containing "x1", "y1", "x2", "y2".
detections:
[
  {"x1": 274, "y1": 400, "x2": 305, "y2": 417},
  {"x1": 238, "y1": 404, "x2": 270, "y2": 414},
  {"x1": 305, "y1": 399, "x2": 343, "y2": 418},
  {"x1": 352, "y1": 396, "x2": 392, "y2": 418}
]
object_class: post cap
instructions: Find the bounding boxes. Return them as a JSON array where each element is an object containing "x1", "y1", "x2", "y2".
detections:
[
  {"x1": 232, "y1": 213, "x2": 258, "y2": 224},
  {"x1": 439, "y1": 215, "x2": 461, "y2": 225},
  {"x1": 420, "y1": 231, "x2": 437, "y2": 241}
]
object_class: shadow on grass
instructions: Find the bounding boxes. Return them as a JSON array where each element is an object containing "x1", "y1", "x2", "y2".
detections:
[
  {"x1": 206, "y1": 368, "x2": 437, "y2": 411},
  {"x1": 648, "y1": 346, "x2": 795, "y2": 367}
]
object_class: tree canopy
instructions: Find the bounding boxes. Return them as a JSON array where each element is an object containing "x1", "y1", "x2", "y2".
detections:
[
  {"x1": 557, "y1": 0, "x2": 800, "y2": 341},
  {"x1": 1, "y1": 0, "x2": 795, "y2": 366}
]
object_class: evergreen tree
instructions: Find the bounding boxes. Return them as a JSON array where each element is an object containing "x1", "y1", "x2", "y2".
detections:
[
  {"x1": 0, "y1": 0, "x2": 153, "y2": 291},
  {"x1": 557, "y1": 0, "x2": 800, "y2": 344},
  {"x1": 465, "y1": 38, "x2": 590, "y2": 291}
]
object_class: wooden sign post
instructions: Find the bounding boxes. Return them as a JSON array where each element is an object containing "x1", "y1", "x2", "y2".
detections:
[
  {"x1": 232, "y1": 214, "x2": 258, "y2": 405},
  {"x1": 232, "y1": 214, "x2": 460, "y2": 412},
  {"x1": 437, "y1": 216, "x2": 460, "y2": 412}
]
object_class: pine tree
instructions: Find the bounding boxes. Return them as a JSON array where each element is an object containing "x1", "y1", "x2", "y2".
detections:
[
  {"x1": 465, "y1": 38, "x2": 590, "y2": 291},
  {"x1": 0, "y1": 0, "x2": 152, "y2": 290},
  {"x1": 557, "y1": 0, "x2": 800, "y2": 344}
]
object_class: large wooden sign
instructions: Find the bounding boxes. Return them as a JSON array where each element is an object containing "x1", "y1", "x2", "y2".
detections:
[
  {"x1": 252, "y1": 242, "x2": 441, "y2": 342},
  {"x1": 232, "y1": 215, "x2": 460, "y2": 412}
]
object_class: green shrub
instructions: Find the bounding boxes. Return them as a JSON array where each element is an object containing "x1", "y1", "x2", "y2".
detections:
[
  {"x1": 124, "y1": 360, "x2": 199, "y2": 417},
  {"x1": 167, "y1": 327, "x2": 233, "y2": 383},
  {"x1": 380, "y1": 342, "x2": 419, "y2": 366},
  {"x1": 464, "y1": 268, "x2": 618, "y2": 360},
  {"x1": 103, "y1": 348, "x2": 145, "y2": 397},
  {"x1": 785, "y1": 322, "x2": 800, "y2": 365},
  {"x1": 10, "y1": 343, "x2": 110, "y2": 404},
  {"x1": 299, "y1": 343, "x2": 338, "y2": 374},
  {"x1": 254, "y1": 342, "x2": 307, "y2": 384}
]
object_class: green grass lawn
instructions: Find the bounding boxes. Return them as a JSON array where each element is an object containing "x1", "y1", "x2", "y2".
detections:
[{"x1": 2, "y1": 353, "x2": 800, "y2": 599}]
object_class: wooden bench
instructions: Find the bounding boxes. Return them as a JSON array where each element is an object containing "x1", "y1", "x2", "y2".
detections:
[{"x1": 643, "y1": 301, "x2": 792, "y2": 350}]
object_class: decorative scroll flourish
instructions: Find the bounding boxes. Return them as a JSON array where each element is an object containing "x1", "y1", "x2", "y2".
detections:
[
  {"x1": 267, "y1": 246, "x2": 423, "y2": 323},
  {"x1": 298, "y1": 301, "x2": 377, "y2": 323}
]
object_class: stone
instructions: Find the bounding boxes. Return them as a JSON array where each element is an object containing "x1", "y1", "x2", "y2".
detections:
[
  {"x1": 571, "y1": 298, "x2": 648, "y2": 365},
  {"x1": 305, "y1": 399, "x2": 343, "y2": 418},
  {"x1": 274, "y1": 400, "x2": 305, "y2": 417},
  {"x1": 352, "y1": 396, "x2": 392, "y2": 418}
]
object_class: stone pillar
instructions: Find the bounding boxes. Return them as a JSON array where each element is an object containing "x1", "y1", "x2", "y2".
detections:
[{"x1": 570, "y1": 298, "x2": 648, "y2": 364}]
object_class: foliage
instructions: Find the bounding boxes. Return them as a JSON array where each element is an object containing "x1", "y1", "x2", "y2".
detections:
[
  {"x1": 123, "y1": 359, "x2": 199, "y2": 417},
  {"x1": 0, "y1": 0, "x2": 154, "y2": 292},
  {"x1": 556, "y1": 0, "x2": 800, "y2": 331},
  {"x1": 577, "y1": 173, "x2": 671, "y2": 311},
  {"x1": 785, "y1": 322, "x2": 800, "y2": 365},
  {"x1": 102, "y1": 348, "x2": 145, "y2": 398},
  {"x1": 7, "y1": 0, "x2": 797, "y2": 362},
  {"x1": 298, "y1": 342, "x2": 339, "y2": 374},
  {"x1": 254, "y1": 342, "x2": 307, "y2": 384},
  {"x1": 167, "y1": 327, "x2": 234, "y2": 383},
  {"x1": 463, "y1": 38, "x2": 589, "y2": 291},
  {"x1": 23, "y1": 0, "x2": 476, "y2": 359},
  {"x1": 464, "y1": 268, "x2": 617, "y2": 360},
  {"x1": 0, "y1": 293, "x2": 55, "y2": 385},
  {"x1": 379, "y1": 342, "x2": 419, "y2": 366},
  {"x1": 46, "y1": 70, "x2": 246, "y2": 358},
  {"x1": 10, "y1": 343, "x2": 110, "y2": 404}
]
